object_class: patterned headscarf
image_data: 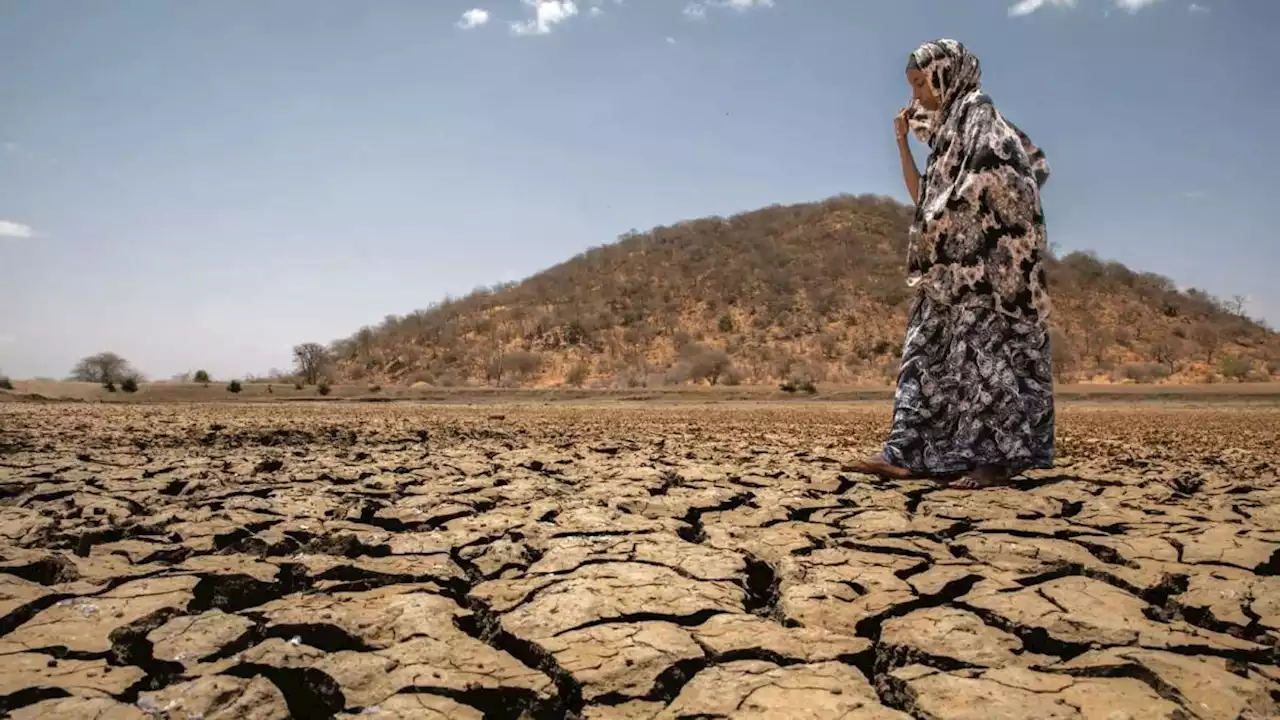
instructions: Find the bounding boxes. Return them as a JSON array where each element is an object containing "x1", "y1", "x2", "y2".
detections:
[
  {"x1": 906, "y1": 39, "x2": 982, "y2": 147},
  {"x1": 901, "y1": 39, "x2": 1054, "y2": 323}
]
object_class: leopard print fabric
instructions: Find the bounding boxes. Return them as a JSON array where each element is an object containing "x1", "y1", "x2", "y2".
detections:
[{"x1": 904, "y1": 39, "x2": 1052, "y2": 322}]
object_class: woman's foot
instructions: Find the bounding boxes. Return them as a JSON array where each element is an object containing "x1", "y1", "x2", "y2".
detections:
[
  {"x1": 952, "y1": 465, "x2": 1013, "y2": 490},
  {"x1": 846, "y1": 454, "x2": 915, "y2": 480}
]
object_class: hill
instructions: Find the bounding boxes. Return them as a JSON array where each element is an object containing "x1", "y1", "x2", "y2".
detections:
[{"x1": 328, "y1": 194, "x2": 1280, "y2": 388}]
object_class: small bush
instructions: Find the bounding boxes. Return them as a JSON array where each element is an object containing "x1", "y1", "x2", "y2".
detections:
[
  {"x1": 1267, "y1": 359, "x2": 1280, "y2": 377},
  {"x1": 193, "y1": 369, "x2": 211, "y2": 383},
  {"x1": 227, "y1": 379, "x2": 242, "y2": 393},
  {"x1": 1219, "y1": 355, "x2": 1251, "y2": 380},
  {"x1": 120, "y1": 376, "x2": 139, "y2": 393},
  {"x1": 367, "y1": 384, "x2": 382, "y2": 393},
  {"x1": 718, "y1": 314, "x2": 735, "y2": 333},
  {"x1": 0, "y1": 376, "x2": 12, "y2": 391},
  {"x1": 317, "y1": 382, "x2": 331, "y2": 396},
  {"x1": 103, "y1": 380, "x2": 117, "y2": 392},
  {"x1": 1121, "y1": 363, "x2": 1171, "y2": 384},
  {"x1": 780, "y1": 377, "x2": 817, "y2": 394},
  {"x1": 566, "y1": 362, "x2": 589, "y2": 388},
  {"x1": 294, "y1": 382, "x2": 304, "y2": 390}
]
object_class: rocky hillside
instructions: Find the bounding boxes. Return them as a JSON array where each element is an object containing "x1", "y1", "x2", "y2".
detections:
[{"x1": 329, "y1": 195, "x2": 1279, "y2": 387}]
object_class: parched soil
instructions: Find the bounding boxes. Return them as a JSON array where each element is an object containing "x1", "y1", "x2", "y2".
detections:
[{"x1": 0, "y1": 402, "x2": 1277, "y2": 719}]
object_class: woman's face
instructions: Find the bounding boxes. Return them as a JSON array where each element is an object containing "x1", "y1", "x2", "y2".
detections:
[{"x1": 907, "y1": 68, "x2": 939, "y2": 111}]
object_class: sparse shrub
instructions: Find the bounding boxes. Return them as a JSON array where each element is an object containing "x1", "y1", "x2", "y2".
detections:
[
  {"x1": 0, "y1": 376, "x2": 12, "y2": 391},
  {"x1": 227, "y1": 379, "x2": 242, "y2": 393},
  {"x1": 120, "y1": 376, "x2": 139, "y2": 393},
  {"x1": 193, "y1": 369, "x2": 211, "y2": 383},
  {"x1": 614, "y1": 369, "x2": 646, "y2": 388},
  {"x1": 566, "y1": 362, "x2": 589, "y2": 387},
  {"x1": 781, "y1": 377, "x2": 817, "y2": 394},
  {"x1": 1121, "y1": 363, "x2": 1171, "y2": 384},
  {"x1": 1219, "y1": 355, "x2": 1251, "y2": 381},
  {"x1": 294, "y1": 382, "x2": 303, "y2": 390},
  {"x1": 720, "y1": 367, "x2": 743, "y2": 386},
  {"x1": 1267, "y1": 360, "x2": 1280, "y2": 376},
  {"x1": 662, "y1": 365, "x2": 690, "y2": 386},
  {"x1": 436, "y1": 371, "x2": 464, "y2": 388},
  {"x1": 104, "y1": 380, "x2": 117, "y2": 392},
  {"x1": 368, "y1": 384, "x2": 382, "y2": 393},
  {"x1": 687, "y1": 348, "x2": 732, "y2": 385},
  {"x1": 718, "y1": 314, "x2": 734, "y2": 333},
  {"x1": 1050, "y1": 329, "x2": 1074, "y2": 383},
  {"x1": 317, "y1": 382, "x2": 331, "y2": 396},
  {"x1": 500, "y1": 351, "x2": 542, "y2": 381},
  {"x1": 879, "y1": 359, "x2": 901, "y2": 385}
]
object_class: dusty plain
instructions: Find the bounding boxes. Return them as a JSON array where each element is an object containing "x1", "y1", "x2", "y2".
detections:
[{"x1": 0, "y1": 399, "x2": 1278, "y2": 719}]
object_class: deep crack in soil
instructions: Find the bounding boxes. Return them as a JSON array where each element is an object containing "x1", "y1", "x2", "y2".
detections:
[{"x1": 0, "y1": 402, "x2": 1277, "y2": 719}]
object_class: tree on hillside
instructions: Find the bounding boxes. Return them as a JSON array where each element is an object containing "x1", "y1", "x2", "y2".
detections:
[
  {"x1": 1192, "y1": 324, "x2": 1220, "y2": 363},
  {"x1": 70, "y1": 352, "x2": 136, "y2": 385},
  {"x1": 293, "y1": 343, "x2": 330, "y2": 385},
  {"x1": 500, "y1": 351, "x2": 542, "y2": 382},
  {"x1": 684, "y1": 345, "x2": 733, "y2": 385}
]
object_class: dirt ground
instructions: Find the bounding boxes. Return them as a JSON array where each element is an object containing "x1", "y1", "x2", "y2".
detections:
[{"x1": 0, "y1": 401, "x2": 1277, "y2": 719}]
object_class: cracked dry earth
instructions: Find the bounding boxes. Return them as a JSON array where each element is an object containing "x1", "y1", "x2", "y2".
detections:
[{"x1": 0, "y1": 403, "x2": 1278, "y2": 720}]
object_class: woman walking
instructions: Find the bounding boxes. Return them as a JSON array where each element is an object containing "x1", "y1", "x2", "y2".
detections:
[{"x1": 854, "y1": 39, "x2": 1055, "y2": 489}]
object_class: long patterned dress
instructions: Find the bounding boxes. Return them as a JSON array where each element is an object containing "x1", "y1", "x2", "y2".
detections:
[{"x1": 880, "y1": 39, "x2": 1056, "y2": 477}]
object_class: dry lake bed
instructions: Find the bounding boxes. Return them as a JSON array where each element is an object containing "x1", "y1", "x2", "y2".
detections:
[{"x1": 0, "y1": 401, "x2": 1277, "y2": 719}]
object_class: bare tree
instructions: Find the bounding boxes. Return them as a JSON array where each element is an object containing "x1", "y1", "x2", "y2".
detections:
[
  {"x1": 70, "y1": 352, "x2": 136, "y2": 384},
  {"x1": 1151, "y1": 336, "x2": 1182, "y2": 370},
  {"x1": 1192, "y1": 324, "x2": 1220, "y2": 363},
  {"x1": 688, "y1": 348, "x2": 733, "y2": 385},
  {"x1": 292, "y1": 343, "x2": 330, "y2": 385}
]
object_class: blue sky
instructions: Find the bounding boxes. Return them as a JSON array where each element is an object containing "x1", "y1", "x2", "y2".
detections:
[{"x1": 0, "y1": 0, "x2": 1274, "y2": 380}]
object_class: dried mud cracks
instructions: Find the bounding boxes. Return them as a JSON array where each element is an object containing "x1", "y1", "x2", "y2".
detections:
[{"x1": 1, "y1": 403, "x2": 1278, "y2": 719}]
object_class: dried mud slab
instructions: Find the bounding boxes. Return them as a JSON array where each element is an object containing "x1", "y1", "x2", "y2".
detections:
[{"x1": 0, "y1": 402, "x2": 1278, "y2": 718}]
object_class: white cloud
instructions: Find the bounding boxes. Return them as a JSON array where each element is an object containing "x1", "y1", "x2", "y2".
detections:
[
  {"x1": 665, "y1": 36, "x2": 677, "y2": 44},
  {"x1": 684, "y1": 0, "x2": 772, "y2": 20},
  {"x1": 1011, "y1": 0, "x2": 1174, "y2": 15},
  {"x1": 1008, "y1": 0, "x2": 1076, "y2": 17},
  {"x1": 1115, "y1": 0, "x2": 1166, "y2": 12},
  {"x1": 0, "y1": 220, "x2": 34, "y2": 238},
  {"x1": 1188, "y1": 2, "x2": 1210, "y2": 12},
  {"x1": 716, "y1": 0, "x2": 774, "y2": 9},
  {"x1": 589, "y1": 5, "x2": 603, "y2": 15},
  {"x1": 510, "y1": 0, "x2": 579, "y2": 36},
  {"x1": 457, "y1": 8, "x2": 491, "y2": 29},
  {"x1": 1, "y1": 141, "x2": 18, "y2": 155}
]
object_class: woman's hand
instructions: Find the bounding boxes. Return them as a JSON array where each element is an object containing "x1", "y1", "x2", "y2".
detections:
[
  {"x1": 896, "y1": 109, "x2": 921, "y2": 203},
  {"x1": 895, "y1": 108, "x2": 911, "y2": 144}
]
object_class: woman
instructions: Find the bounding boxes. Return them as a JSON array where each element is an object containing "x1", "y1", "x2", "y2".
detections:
[{"x1": 853, "y1": 39, "x2": 1055, "y2": 489}]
